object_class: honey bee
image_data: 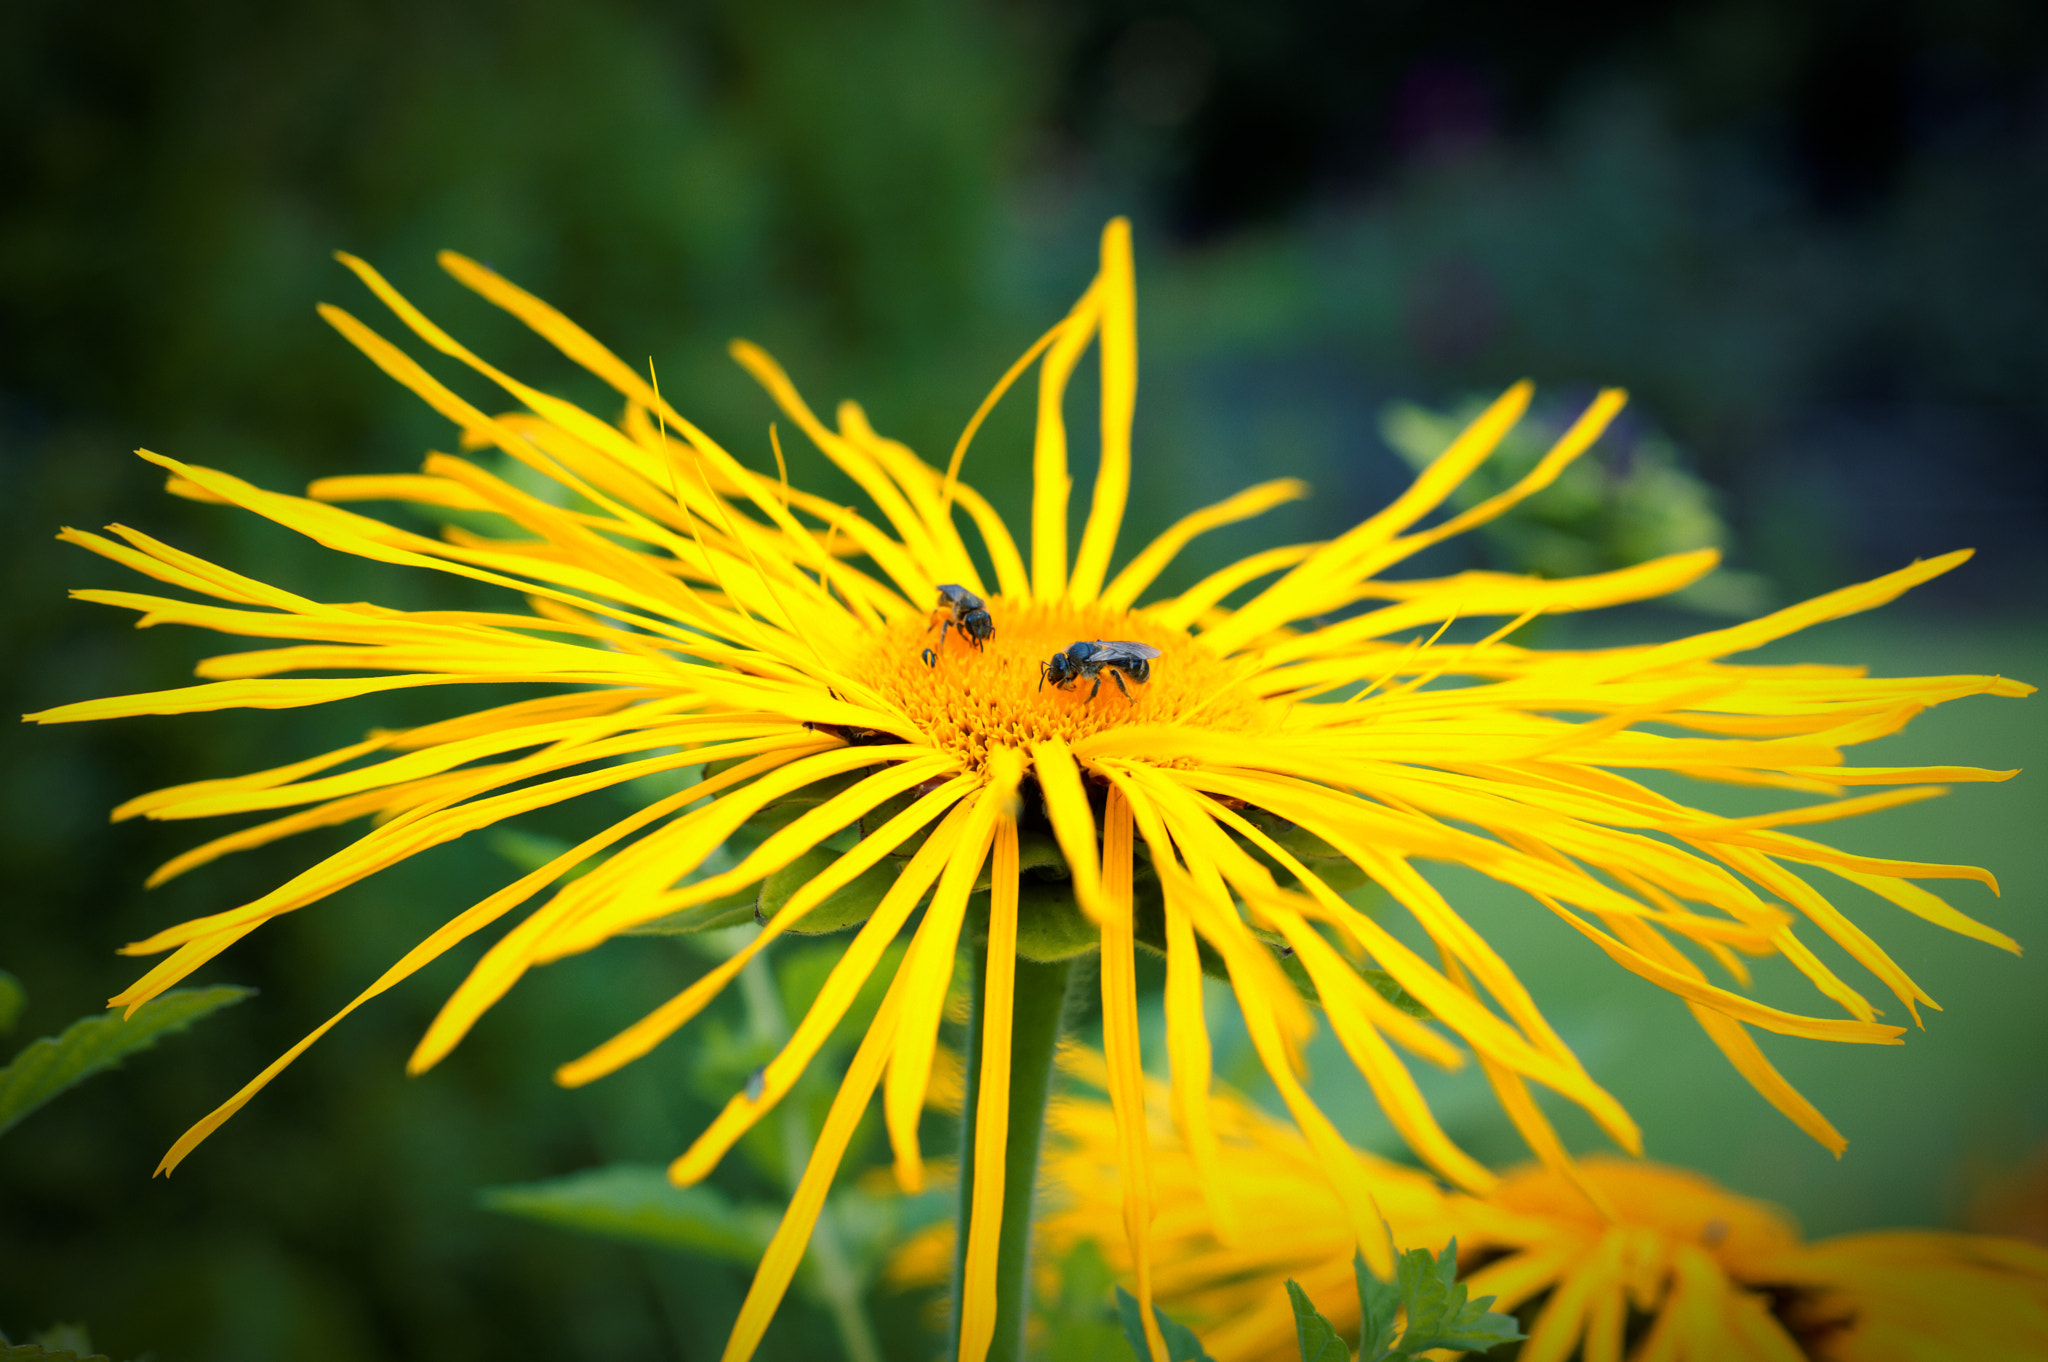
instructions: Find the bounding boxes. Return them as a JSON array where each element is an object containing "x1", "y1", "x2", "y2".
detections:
[{"x1": 1039, "y1": 640, "x2": 1162, "y2": 701}]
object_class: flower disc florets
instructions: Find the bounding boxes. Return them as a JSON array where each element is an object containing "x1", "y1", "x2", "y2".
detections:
[{"x1": 860, "y1": 597, "x2": 1270, "y2": 770}]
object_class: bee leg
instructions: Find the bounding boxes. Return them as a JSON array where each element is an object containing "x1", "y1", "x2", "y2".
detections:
[
  {"x1": 1110, "y1": 668, "x2": 1132, "y2": 702},
  {"x1": 1088, "y1": 672, "x2": 1102, "y2": 702},
  {"x1": 921, "y1": 648, "x2": 937, "y2": 668},
  {"x1": 937, "y1": 620, "x2": 954, "y2": 650}
]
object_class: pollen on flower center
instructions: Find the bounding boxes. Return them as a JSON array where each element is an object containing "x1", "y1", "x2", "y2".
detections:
[{"x1": 857, "y1": 596, "x2": 1266, "y2": 767}]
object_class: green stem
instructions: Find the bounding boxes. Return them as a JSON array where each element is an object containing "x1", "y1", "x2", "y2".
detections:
[{"x1": 952, "y1": 942, "x2": 1076, "y2": 1362}]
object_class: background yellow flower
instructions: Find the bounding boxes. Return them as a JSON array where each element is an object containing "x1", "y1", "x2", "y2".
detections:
[{"x1": 896, "y1": 1056, "x2": 2048, "y2": 1362}]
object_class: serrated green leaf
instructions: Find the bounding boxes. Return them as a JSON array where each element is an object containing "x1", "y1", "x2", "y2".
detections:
[
  {"x1": 1394, "y1": 1243, "x2": 1452, "y2": 1343},
  {"x1": 0, "y1": 970, "x2": 24, "y2": 1034},
  {"x1": 1285, "y1": 1280, "x2": 1350, "y2": 1362},
  {"x1": 0, "y1": 985, "x2": 254, "y2": 1139},
  {"x1": 1115, "y1": 1285, "x2": 1215, "y2": 1361},
  {"x1": 480, "y1": 1163, "x2": 776, "y2": 1264},
  {"x1": 1395, "y1": 1239, "x2": 1523, "y2": 1357},
  {"x1": 1355, "y1": 1250, "x2": 1400, "y2": 1362}
]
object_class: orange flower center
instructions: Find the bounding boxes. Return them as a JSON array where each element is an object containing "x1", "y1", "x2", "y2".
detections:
[{"x1": 857, "y1": 596, "x2": 1269, "y2": 768}]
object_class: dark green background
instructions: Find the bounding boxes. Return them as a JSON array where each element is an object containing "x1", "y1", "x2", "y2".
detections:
[{"x1": 3, "y1": 2, "x2": 2044, "y2": 1358}]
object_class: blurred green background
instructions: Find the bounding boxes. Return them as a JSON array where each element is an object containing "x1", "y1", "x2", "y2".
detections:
[{"x1": 3, "y1": 1, "x2": 2044, "y2": 1358}]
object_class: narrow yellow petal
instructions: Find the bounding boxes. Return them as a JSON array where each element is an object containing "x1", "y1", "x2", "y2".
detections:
[
  {"x1": 884, "y1": 777, "x2": 1006, "y2": 1191},
  {"x1": 394, "y1": 744, "x2": 860, "y2": 1067},
  {"x1": 1545, "y1": 896, "x2": 1905, "y2": 1044},
  {"x1": 1199, "y1": 380, "x2": 1533, "y2": 653},
  {"x1": 1068, "y1": 217, "x2": 1137, "y2": 604},
  {"x1": 156, "y1": 768, "x2": 713, "y2": 1173},
  {"x1": 957, "y1": 816, "x2": 1021, "y2": 1362},
  {"x1": 565, "y1": 786, "x2": 970, "y2": 1097},
  {"x1": 1100, "y1": 478, "x2": 1309, "y2": 612},
  {"x1": 1146, "y1": 542, "x2": 1314, "y2": 634},
  {"x1": 1360, "y1": 387, "x2": 1627, "y2": 579},
  {"x1": 1161, "y1": 874, "x2": 1239, "y2": 1243},
  {"x1": 1098, "y1": 786, "x2": 1169, "y2": 1362},
  {"x1": 718, "y1": 976, "x2": 905, "y2": 1362},
  {"x1": 1029, "y1": 736, "x2": 1104, "y2": 920},
  {"x1": 1832, "y1": 866, "x2": 2018, "y2": 954},
  {"x1": 1032, "y1": 282, "x2": 1101, "y2": 601}
]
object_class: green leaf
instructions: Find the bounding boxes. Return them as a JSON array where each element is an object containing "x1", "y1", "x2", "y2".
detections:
[
  {"x1": 0, "y1": 985, "x2": 254, "y2": 1139},
  {"x1": 1043, "y1": 1239, "x2": 1128, "y2": 1359},
  {"x1": 1286, "y1": 1280, "x2": 1350, "y2": 1362},
  {"x1": 1358, "y1": 969, "x2": 1431, "y2": 1020},
  {"x1": 1115, "y1": 1285, "x2": 1215, "y2": 1362},
  {"x1": 1393, "y1": 1240, "x2": 1523, "y2": 1357},
  {"x1": 487, "y1": 829, "x2": 600, "y2": 882},
  {"x1": 621, "y1": 884, "x2": 760, "y2": 937},
  {"x1": 1354, "y1": 1250, "x2": 1401, "y2": 1362},
  {"x1": 0, "y1": 970, "x2": 24, "y2": 1034},
  {"x1": 1, "y1": 1345, "x2": 112, "y2": 1361},
  {"x1": 757, "y1": 848, "x2": 898, "y2": 935},
  {"x1": 1276, "y1": 952, "x2": 1432, "y2": 1022},
  {"x1": 480, "y1": 1163, "x2": 776, "y2": 1264}
]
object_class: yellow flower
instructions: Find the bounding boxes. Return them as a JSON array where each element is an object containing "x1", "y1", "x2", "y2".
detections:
[
  {"x1": 898, "y1": 1059, "x2": 2048, "y2": 1362},
  {"x1": 29, "y1": 219, "x2": 2027, "y2": 1359}
]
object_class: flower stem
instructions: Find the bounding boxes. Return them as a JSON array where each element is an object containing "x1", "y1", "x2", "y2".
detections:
[{"x1": 953, "y1": 941, "x2": 1076, "y2": 1362}]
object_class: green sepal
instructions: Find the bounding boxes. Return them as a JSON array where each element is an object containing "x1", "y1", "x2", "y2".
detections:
[
  {"x1": 0, "y1": 985, "x2": 254, "y2": 1139},
  {"x1": 1114, "y1": 1286, "x2": 1215, "y2": 1361},
  {"x1": 1015, "y1": 876, "x2": 1099, "y2": 962},
  {"x1": 1284, "y1": 1280, "x2": 1349, "y2": 1362},
  {"x1": 758, "y1": 848, "x2": 899, "y2": 935}
]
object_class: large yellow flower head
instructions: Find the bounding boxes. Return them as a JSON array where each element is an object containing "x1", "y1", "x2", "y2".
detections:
[
  {"x1": 30, "y1": 219, "x2": 2028, "y2": 1359},
  {"x1": 900, "y1": 1059, "x2": 2048, "y2": 1362}
]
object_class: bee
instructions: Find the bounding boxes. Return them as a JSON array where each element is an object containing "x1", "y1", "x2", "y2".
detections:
[
  {"x1": 929, "y1": 584, "x2": 994, "y2": 651},
  {"x1": 1039, "y1": 639, "x2": 1162, "y2": 702}
]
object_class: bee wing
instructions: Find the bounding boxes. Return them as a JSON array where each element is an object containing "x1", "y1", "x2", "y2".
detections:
[{"x1": 1095, "y1": 640, "x2": 1163, "y2": 662}]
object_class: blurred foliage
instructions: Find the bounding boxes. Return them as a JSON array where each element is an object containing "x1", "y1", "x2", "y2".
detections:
[
  {"x1": 0, "y1": 986, "x2": 251, "y2": 1140},
  {"x1": 0, "y1": 973, "x2": 24, "y2": 1036},
  {"x1": 1380, "y1": 395, "x2": 1772, "y2": 614},
  {"x1": 2, "y1": 0, "x2": 2043, "y2": 1359}
]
